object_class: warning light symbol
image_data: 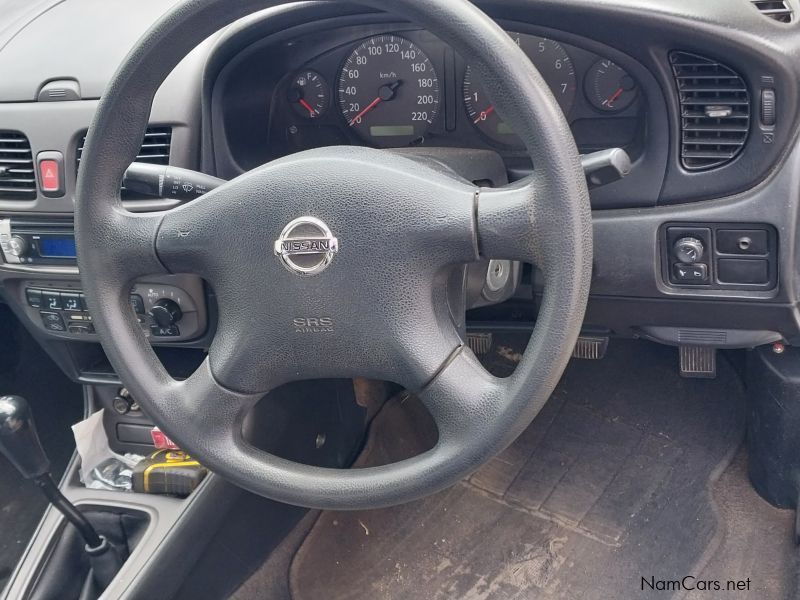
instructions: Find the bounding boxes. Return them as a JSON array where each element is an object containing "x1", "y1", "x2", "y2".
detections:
[{"x1": 39, "y1": 159, "x2": 60, "y2": 192}]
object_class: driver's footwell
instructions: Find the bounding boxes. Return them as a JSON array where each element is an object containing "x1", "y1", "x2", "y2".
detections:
[{"x1": 237, "y1": 339, "x2": 796, "y2": 600}]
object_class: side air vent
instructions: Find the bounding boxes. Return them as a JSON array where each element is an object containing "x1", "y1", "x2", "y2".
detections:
[
  {"x1": 670, "y1": 52, "x2": 751, "y2": 171},
  {"x1": 77, "y1": 126, "x2": 172, "y2": 198},
  {"x1": 751, "y1": 0, "x2": 794, "y2": 22},
  {"x1": 0, "y1": 131, "x2": 36, "y2": 200}
]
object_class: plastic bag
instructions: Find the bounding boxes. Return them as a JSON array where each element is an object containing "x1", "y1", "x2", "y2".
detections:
[{"x1": 71, "y1": 409, "x2": 144, "y2": 491}]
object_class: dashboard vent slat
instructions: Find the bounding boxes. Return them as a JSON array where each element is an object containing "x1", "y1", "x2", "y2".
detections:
[
  {"x1": 670, "y1": 52, "x2": 751, "y2": 171},
  {"x1": 751, "y1": 0, "x2": 794, "y2": 22},
  {"x1": 0, "y1": 131, "x2": 36, "y2": 200},
  {"x1": 683, "y1": 123, "x2": 749, "y2": 132},
  {"x1": 77, "y1": 126, "x2": 172, "y2": 199}
]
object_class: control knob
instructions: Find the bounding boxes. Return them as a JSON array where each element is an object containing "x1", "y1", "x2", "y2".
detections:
[
  {"x1": 673, "y1": 237, "x2": 704, "y2": 264},
  {"x1": 149, "y1": 299, "x2": 182, "y2": 328},
  {"x1": 8, "y1": 235, "x2": 27, "y2": 257},
  {"x1": 111, "y1": 388, "x2": 138, "y2": 415}
]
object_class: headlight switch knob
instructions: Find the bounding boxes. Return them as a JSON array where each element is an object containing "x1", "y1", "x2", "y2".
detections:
[{"x1": 673, "y1": 237, "x2": 705, "y2": 264}]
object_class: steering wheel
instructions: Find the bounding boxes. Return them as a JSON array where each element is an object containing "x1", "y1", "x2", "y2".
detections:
[{"x1": 75, "y1": 0, "x2": 592, "y2": 510}]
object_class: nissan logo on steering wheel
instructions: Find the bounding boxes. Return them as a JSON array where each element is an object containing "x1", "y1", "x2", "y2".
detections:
[{"x1": 273, "y1": 216, "x2": 339, "y2": 276}]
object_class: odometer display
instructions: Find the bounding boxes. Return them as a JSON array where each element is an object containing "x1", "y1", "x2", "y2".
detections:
[{"x1": 338, "y1": 35, "x2": 440, "y2": 146}]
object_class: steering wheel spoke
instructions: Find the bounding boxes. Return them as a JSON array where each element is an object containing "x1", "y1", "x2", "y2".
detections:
[
  {"x1": 160, "y1": 360, "x2": 263, "y2": 453},
  {"x1": 475, "y1": 174, "x2": 547, "y2": 265},
  {"x1": 417, "y1": 347, "x2": 505, "y2": 442},
  {"x1": 84, "y1": 208, "x2": 169, "y2": 284}
]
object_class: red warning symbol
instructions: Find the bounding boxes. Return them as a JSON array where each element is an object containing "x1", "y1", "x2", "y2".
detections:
[{"x1": 40, "y1": 159, "x2": 59, "y2": 192}]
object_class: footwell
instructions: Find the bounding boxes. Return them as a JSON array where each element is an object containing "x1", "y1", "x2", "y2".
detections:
[{"x1": 241, "y1": 338, "x2": 794, "y2": 599}]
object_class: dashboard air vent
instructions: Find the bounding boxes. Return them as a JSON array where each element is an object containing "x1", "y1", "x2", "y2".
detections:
[
  {"x1": 77, "y1": 126, "x2": 171, "y2": 199},
  {"x1": 0, "y1": 131, "x2": 36, "y2": 200},
  {"x1": 750, "y1": 0, "x2": 794, "y2": 22},
  {"x1": 670, "y1": 52, "x2": 750, "y2": 171}
]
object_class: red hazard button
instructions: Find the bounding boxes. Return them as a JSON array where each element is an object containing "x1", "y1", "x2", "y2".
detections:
[
  {"x1": 37, "y1": 152, "x2": 64, "y2": 196},
  {"x1": 40, "y1": 160, "x2": 58, "y2": 191}
]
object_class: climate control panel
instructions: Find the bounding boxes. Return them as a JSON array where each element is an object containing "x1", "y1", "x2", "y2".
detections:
[{"x1": 17, "y1": 278, "x2": 207, "y2": 342}]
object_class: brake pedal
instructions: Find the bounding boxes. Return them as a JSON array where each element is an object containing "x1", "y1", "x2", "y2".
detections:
[
  {"x1": 573, "y1": 336, "x2": 609, "y2": 360},
  {"x1": 467, "y1": 332, "x2": 493, "y2": 356},
  {"x1": 679, "y1": 346, "x2": 717, "y2": 378}
]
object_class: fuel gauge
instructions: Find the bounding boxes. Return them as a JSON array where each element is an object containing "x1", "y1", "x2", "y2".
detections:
[
  {"x1": 586, "y1": 60, "x2": 638, "y2": 113},
  {"x1": 288, "y1": 70, "x2": 330, "y2": 119}
]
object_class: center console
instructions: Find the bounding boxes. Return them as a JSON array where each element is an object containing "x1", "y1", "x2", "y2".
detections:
[{"x1": 0, "y1": 218, "x2": 208, "y2": 344}]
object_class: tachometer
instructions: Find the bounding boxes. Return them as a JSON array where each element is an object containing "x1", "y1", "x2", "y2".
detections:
[
  {"x1": 338, "y1": 35, "x2": 440, "y2": 146},
  {"x1": 464, "y1": 34, "x2": 576, "y2": 147}
]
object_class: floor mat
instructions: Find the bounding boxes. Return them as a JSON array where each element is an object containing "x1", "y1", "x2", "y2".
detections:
[
  {"x1": 0, "y1": 307, "x2": 83, "y2": 587},
  {"x1": 686, "y1": 449, "x2": 794, "y2": 600},
  {"x1": 288, "y1": 339, "x2": 794, "y2": 599}
]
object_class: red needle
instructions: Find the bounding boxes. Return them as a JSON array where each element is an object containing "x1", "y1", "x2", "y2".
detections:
[
  {"x1": 348, "y1": 81, "x2": 402, "y2": 127},
  {"x1": 348, "y1": 97, "x2": 382, "y2": 127},
  {"x1": 604, "y1": 88, "x2": 624, "y2": 107},
  {"x1": 298, "y1": 98, "x2": 318, "y2": 116},
  {"x1": 473, "y1": 106, "x2": 495, "y2": 124}
]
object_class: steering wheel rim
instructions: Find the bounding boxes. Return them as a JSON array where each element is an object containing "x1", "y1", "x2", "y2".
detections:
[{"x1": 75, "y1": 0, "x2": 592, "y2": 510}]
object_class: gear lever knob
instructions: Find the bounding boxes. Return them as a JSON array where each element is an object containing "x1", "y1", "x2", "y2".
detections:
[{"x1": 0, "y1": 395, "x2": 50, "y2": 479}]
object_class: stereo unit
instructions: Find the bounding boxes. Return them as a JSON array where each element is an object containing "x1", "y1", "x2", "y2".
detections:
[{"x1": 0, "y1": 219, "x2": 77, "y2": 266}]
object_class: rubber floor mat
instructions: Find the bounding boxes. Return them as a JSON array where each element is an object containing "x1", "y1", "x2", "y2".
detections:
[{"x1": 288, "y1": 339, "x2": 794, "y2": 599}]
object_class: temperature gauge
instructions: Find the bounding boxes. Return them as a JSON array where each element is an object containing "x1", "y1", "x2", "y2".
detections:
[
  {"x1": 288, "y1": 70, "x2": 330, "y2": 119},
  {"x1": 585, "y1": 60, "x2": 638, "y2": 113}
]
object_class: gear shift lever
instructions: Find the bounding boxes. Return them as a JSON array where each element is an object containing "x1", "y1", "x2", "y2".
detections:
[
  {"x1": 0, "y1": 395, "x2": 122, "y2": 588},
  {"x1": 0, "y1": 395, "x2": 51, "y2": 478}
]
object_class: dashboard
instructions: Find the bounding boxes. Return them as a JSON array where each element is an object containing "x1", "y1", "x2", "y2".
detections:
[
  {"x1": 4, "y1": 4, "x2": 800, "y2": 595},
  {"x1": 0, "y1": 0, "x2": 799, "y2": 374}
]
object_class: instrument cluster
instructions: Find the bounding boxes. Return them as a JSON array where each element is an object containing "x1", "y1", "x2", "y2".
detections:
[{"x1": 264, "y1": 28, "x2": 643, "y2": 157}]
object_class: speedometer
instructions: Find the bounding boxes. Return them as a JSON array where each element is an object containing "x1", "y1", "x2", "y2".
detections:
[
  {"x1": 464, "y1": 34, "x2": 576, "y2": 147},
  {"x1": 338, "y1": 35, "x2": 440, "y2": 146}
]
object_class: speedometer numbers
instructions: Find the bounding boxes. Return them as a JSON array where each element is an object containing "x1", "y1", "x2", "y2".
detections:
[
  {"x1": 338, "y1": 35, "x2": 440, "y2": 146},
  {"x1": 464, "y1": 34, "x2": 576, "y2": 147}
]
